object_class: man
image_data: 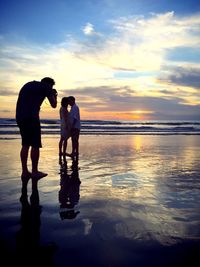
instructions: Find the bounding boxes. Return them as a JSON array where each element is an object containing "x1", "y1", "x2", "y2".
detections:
[{"x1": 16, "y1": 77, "x2": 57, "y2": 182}]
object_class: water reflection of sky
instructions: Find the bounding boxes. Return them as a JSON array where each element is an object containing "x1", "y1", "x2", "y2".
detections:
[
  {"x1": 0, "y1": 135, "x2": 200, "y2": 247},
  {"x1": 77, "y1": 135, "x2": 200, "y2": 245}
]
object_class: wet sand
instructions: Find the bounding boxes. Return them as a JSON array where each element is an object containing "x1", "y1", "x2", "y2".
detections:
[{"x1": 0, "y1": 135, "x2": 200, "y2": 266}]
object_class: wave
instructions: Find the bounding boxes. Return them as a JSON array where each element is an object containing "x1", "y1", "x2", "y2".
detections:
[{"x1": 0, "y1": 118, "x2": 200, "y2": 137}]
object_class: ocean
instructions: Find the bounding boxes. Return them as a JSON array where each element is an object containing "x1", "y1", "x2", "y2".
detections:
[
  {"x1": 0, "y1": 119, "x2": 200, "y2": 266},
  {"x1": 0, "y1": 118, "x2": 200, "y2": 138}
]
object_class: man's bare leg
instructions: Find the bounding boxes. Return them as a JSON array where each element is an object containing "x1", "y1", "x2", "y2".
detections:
[
  {"x1": 31, "y1": 147, "x2": 47, "y2": 180},
  {"x1": 20, "y1": 145, "x2": 31, "y2": 177},
  {"x1": 20, "y1": 145, "x2": 31, "y2": 189}
]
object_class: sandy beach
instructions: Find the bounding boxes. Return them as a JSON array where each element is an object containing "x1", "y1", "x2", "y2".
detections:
[{"x1": 0, "y1": 134, "x2": 200, "y2": 266}]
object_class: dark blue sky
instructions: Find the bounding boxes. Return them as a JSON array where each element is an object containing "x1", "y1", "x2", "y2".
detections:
[{"x1": 1, "y1": 0, "x2": 200, "y2": 43}]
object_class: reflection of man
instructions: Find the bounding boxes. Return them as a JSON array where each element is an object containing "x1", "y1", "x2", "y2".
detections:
[
  {"x1": 59, "y1": 157, "x2": 81, "y2": 219},
  {"x1": 17, "y1": 178, "x2": 41, "y2": 249},
  {"x1": 16, "y1": 77, "x2": 57, "y2": 181},
  {"x1": 16, "y1": 178, "x2": 41, "y2": 265},
  {"x1": 16, "y1": 178, "x2": 56, "y2": 266}
]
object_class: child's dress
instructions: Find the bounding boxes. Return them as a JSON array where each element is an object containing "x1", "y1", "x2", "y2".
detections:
[{"x1": 60, "y1": 107, "x2": 71, "y2": 139}]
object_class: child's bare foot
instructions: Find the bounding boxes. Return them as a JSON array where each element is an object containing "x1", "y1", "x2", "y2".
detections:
[
  {"x1": 69, "y1": 152, "x2": 79, "y2": 158},
  {"x1": 32, "y1": 171, "x2": 48, "y2": 180},
  {"x1": 63, "y1": 152, "x2": 72, "y2": 157}
]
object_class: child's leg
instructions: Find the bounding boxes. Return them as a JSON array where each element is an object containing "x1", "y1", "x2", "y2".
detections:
[
  {"x1": 71, "y1": 134, "x2": 77, "y2": 155},
  {"x1": 75, "y1": 130, "x2": 80, "y2": 156},
  {"x1": 63, "y1": 139, "x2": 68, "y2": 155},
  {"x1": 59, "y1": 137, "x2": 64, "y2": 155},
  {"x1": 74, "y1": 138, "x2": 79, "y2": 155},
  {"x1": 72, "y1": 130, "x2": 79, "y2": 156},
  {"x1": 71, "y1": 130, "x2": 75, "y2": 155}
]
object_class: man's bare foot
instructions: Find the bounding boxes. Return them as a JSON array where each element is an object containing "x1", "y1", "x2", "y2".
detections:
[
  {"x1": 21, "y1": 171, "x2": 31, "y2": 178},
  {"x1": 32, "y1": 171, "x2": 48, "y2": 180}
]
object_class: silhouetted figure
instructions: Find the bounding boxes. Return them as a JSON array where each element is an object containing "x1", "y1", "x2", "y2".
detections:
[
  {"x1": 15, "y1": 178, "x2": 56, "y2": 266},
  {"x1": 68, "y1": 96, "x2": 81, "y2": 159},
  {"x1": 58, "y1": 157, "x2": 81, "y2": 219},
  {"x1": 59, "y1": 97, "x2": 71, "y2": 156},
  {"x1": 16, "y1": 77, "x2": 57, "y2": 181}
]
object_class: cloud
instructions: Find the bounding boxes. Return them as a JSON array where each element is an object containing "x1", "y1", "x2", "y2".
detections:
[
  {"x1": 60, "y1": 85, "x2": 200, "y2": 120},
  {"x1": 0, "y1": 41, "x2": 114, "y2": 91},
  {"x1": 82, "y1": 23, "x2": 95, "y2": 35},
  {"x1": 74, "y1": 12, "x2": 200, "y2": 73},
  {"x1": 1, "y1": 11, "x2": 200, "y2": 87},
  {"x1": 0, "y1": 109, "x2": 11, "y2": 114},
  {"x1": 158, "y1": 65, "x2": 200, "y2": 89},
  {"x1": 111, "y1": 11, "x2": 200, "y2": 48},
  {"x1": 82, "y1": 22, "x2": 103, "y2": 39},
  {"x1": 0, "y1": 89, "x2": 17, "y2": 96}
]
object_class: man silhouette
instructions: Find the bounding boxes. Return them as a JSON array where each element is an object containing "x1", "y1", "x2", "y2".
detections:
[{"x1": 16, "y1": 77, "x2": 57, "y2": 181}]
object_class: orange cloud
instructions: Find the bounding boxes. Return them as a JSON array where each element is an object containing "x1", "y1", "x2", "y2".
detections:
[{"x1": 80, "y1": 109, "x2": 154, "y2": 121}]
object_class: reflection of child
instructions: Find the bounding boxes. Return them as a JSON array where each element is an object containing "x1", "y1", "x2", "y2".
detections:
[
  {"x1": 59, "y1": 158, "x2": 81, "y2": 220},
  {"x1": 59, "y1": 97, "x2": 71, "y2": 156}
]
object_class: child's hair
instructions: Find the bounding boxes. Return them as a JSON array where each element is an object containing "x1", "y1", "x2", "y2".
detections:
[
  {"x1": 68, "y1": 96, "x2": 75, "y2": 103},
  {"x1": 61, "y1": 97, "x2": 69, "y2": 107}
]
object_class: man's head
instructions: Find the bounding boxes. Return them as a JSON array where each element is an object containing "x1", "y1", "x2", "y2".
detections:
[{"x1": 41, "y1": 77, "x2": 55, "y2": 87}]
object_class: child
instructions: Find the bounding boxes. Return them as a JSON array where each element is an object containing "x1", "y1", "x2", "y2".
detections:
[
  {"x1": 68, "y1": 96, "x2": 81, "y2": 158},
  {"x1": 59, "y1": 97, "x2": 71, "y2": 156}
]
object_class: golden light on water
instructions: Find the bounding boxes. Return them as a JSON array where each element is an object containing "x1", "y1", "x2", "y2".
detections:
[{"x1": 133, "y1": 135, "x2": 142, "y2": 151}]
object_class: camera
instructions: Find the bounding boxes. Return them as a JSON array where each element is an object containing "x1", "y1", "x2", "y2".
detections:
[{"x1": 52, "y1": 89, "x2": 58, "y2": 97}]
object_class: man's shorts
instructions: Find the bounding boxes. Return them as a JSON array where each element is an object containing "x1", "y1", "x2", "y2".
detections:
[{"x1": 17, "y1": 118, "x2": 42, "y2": 148}]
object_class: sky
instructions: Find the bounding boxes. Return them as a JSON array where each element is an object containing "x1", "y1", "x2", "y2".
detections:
[{"x1": 0, "y1": 0, "x2": 200, "y2": 121}]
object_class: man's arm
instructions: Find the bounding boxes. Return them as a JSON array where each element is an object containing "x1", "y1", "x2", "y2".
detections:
[{"x1": 47, "y1": 89, "x2": 57, "y2": 108}]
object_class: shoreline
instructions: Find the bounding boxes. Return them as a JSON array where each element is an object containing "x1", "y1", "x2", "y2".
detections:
[{"x1": 1, "y1": 132, "x2": 200, "y2": 140}]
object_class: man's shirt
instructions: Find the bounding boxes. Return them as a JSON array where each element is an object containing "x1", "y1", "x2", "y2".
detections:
[
  {"x1": 16, "y1": 81, "x2": 52, "y2": 120},
  {"x1": 69, "y1": 103, "x2": 81, "y2": 130}
]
